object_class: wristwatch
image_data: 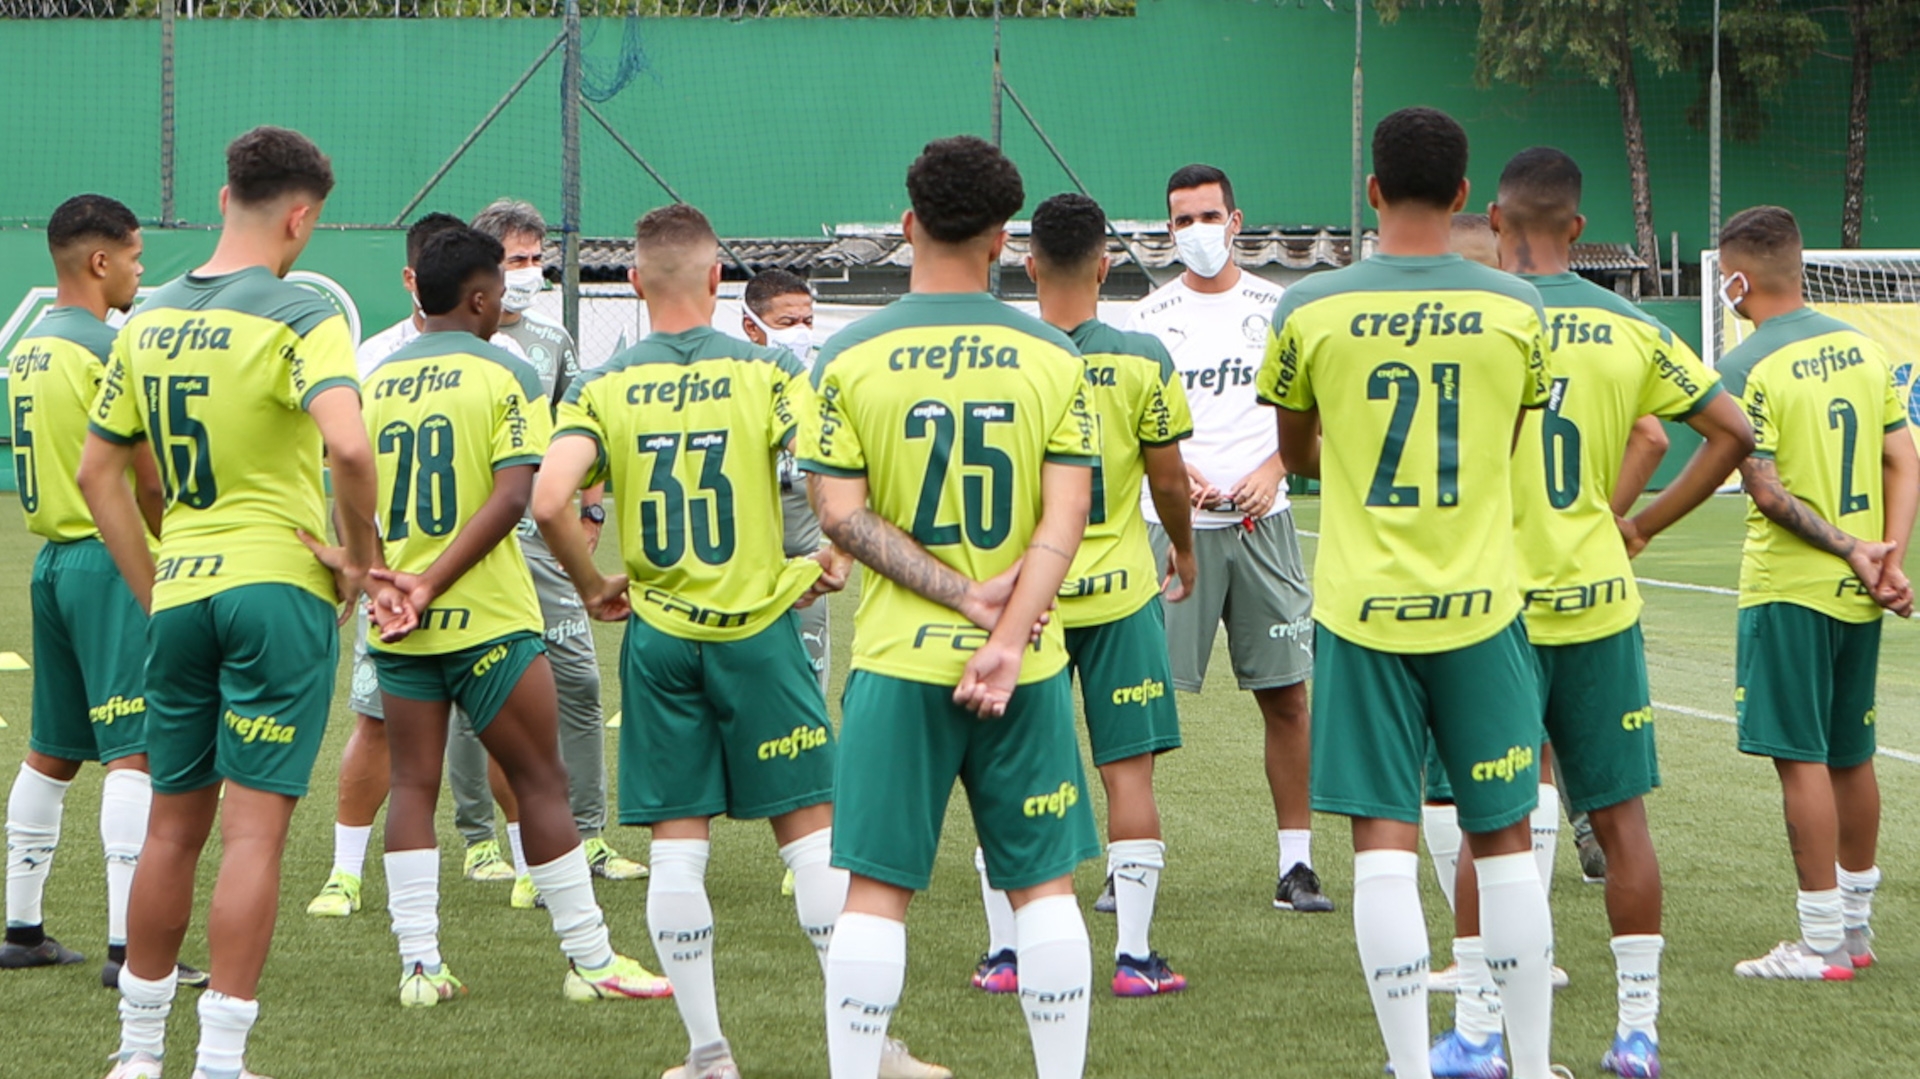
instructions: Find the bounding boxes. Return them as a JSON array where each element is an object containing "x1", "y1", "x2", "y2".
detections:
[{"x1": 580, "y1": 504, "x2": 606, "y2": 525}]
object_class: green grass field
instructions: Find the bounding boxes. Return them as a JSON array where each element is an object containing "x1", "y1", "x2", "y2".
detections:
[{"x1": 2, "y1": 492, "x2": 1918, "y2": 1078}]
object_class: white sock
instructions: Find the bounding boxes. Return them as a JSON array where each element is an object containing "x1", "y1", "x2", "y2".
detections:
[
  {"x1": 780, "y1": 829, "x2": 847, "y2": 975},
  {"x1": 1014, "y1": 894, "x2": 1091, "y2": 1079},
  {"x1": 1450, "y1": 936, "x2": 1503, "y2": 1046},
  {"x1": 1353, "y1": 849, "x2": 1430, "y2": 1079},
  {"x1": 334, "y1": 823, "x2": 373, "y2": 880},
  {"x1": 648, "y1": 839, "x2": 722, "y2": 1051},
  {"x1": 194, "y1": 991, "x2": 259, "y2": 1079},
  {"x1": 1838, "y1": 864, "x2": 1881, "y2": 930},
  {"x1": 100, "y1": 769, "x2": 150, "y2": 948},
  {"x1": 1797, "y1": 887, "x2": 1845, "y2": 955},
  {"x1": 1531, "y1": 784, "x2": 1561, "y2": 898},
  {"x1": 976, "y1": 846, "x2": 1017, "y2": 957},
  {"x1": 1611, "y1": 933, "x2": 1663, "y2": 1042},
  {"x1": 5, "y1": 763, "x2": 68, "y2": 930},
  {"x1": 1279, "y1": 828, "x2": 1313, "y2": 873},
  {"x1": 825, "y1": 912, "x2": 904, "y2": 1079},
  {"x1": 117, "y1": 965, "x2": 177, "y2": 1061},
  {"x1": 528, "y1": 844, "x2": 614, "y2": 970},
  {"x1": 506, "y1": 822, "x2": 529, "y2": 877},
  {"x1": 1477, "y1": 851, "x2": 1554, "y2": 1079},
  {"x1": 1421, "y1": 803, "x2": 1462, "y2": 913},
  {"x1": 384, "y1": 848, "x2": 441, "y2": 971},
  {"x1": 1109, "y1": 838, "x2": 1165, "y2": 961}
]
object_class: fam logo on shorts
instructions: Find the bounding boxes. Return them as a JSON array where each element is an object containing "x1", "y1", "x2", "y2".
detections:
[
  {"x1": 1470, "y1": 745, "x2": 1535, "y2": 783},
  {"x1": 225, "y1": 709, "x2": 297, "y2": 745},
  {"x1": 1110, "y1": 677, "x2": 1166, "y2": 708},
  {"x1": 758, "y1": 725, "x2": 829, "y2": 761},
  {"x1": 89, "y1": 695, "x2": 145, "y2": 726},
  {"x1": 1023, "y1": 781, "x2": 1080, "y2": 819}
]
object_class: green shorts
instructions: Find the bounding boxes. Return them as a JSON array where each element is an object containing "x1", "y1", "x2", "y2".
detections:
[
  {"x1": 28, "y1": 539, "x2": 148, "y2": 763},
  {"x1": 372, "y1": 632, "x2": 546, "y2": 734},
  {"x1": 1149, "y1": 511, "x2": 1314, "y2": 692},
  {"x1": 1537, "y1": 624, "x2": 1659, "y2": 813},
  {"x1": 144, "y1": 583, "x2": 339, "y2": 797},
  {"x1": 1736, "y1": 603, "x2": 1881, "y2": 767},
  {"x1": 1066, "y1": 600, "x2": 1181, "y2": 766},
  {"x1": 617, "y1": 611, "x2": 834, "y2": 824},
  {"x1": 833, "y1": 669, "x2": 1099, "y2": 892},
  {"x1": 1423, "y1": 739, "x2": 1453, "y2": 805},
  {"x1": 1312, "y1": 619, "x2": 1544, "y2": 834}
]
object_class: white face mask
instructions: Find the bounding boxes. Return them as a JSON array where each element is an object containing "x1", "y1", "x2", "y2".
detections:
[
  {"x1": 502, "y1": 266, "x2": 544, "y2": 313},
  {"x1": 1719, "y1": 270, "x2": 1749, "y2": 319},
  {"x1": 1174, "y1": 222, "x2": 1233, "y2": 279},
  {"x1": 749, "y1": 307, "x2": 815, "y2": 365}
]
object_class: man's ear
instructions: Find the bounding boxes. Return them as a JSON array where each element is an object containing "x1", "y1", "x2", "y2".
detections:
[
  {"x1": 1449, "y1": 179, "x2": 1471, "y2": 214},
  {"x1": 1366, "y1": 175, "x2": 1383, "y2": 212},
  {"x1": 1096, "y1": 253, "x2": 1111, "y2": 286},
  {"x1": 628, "y1": 266, "x2": 645, "y2": 301},
  {"x1": 987, "y1": 230, "x2": 1008, "y2": 263},
  {"x1": 1023, "y1": 254, "x2": 1038, "y2": 285},
  {"x1": 1568, "y1": 213, "x2": 1587, "y2": 246},
  {"x1": 708, "y1": 260, "x2": 722, "y2": 298},
  {"x1": 90, "y1": 248, "x2": 112, "y2": 280}
]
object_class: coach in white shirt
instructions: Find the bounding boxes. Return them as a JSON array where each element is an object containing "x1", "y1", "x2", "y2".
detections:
[{"x1": 1127, "y1": 165, "x2": 1329, "y2": 913}]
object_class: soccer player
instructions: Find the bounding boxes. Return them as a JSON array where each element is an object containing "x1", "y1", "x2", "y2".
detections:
[
  {"x1": 800, "y1": 136, "x2": 1100, "y2": 1079},
  {"x1": 534, "y1": 204, "x2": 945, "y2": 1079},
  {"x1": 80, "y1": 126, "x2": 383, "y2": 1079},
  {"x1": 0, "y1": 195, "x2": 207, "y2": 991},
  {"x1": 1257, "y1": 107, "x2": 1559, "y2": 1079},
  {"x1": 740, "y1": 269, "x2": 831, "y2": 693},
  {"x1": 968, "y1": 191, "x2": 1197, "y2": 999},
  {"x1": 1430, "y1": 148, "x2": 1756, "y2": 1079},
  {"x1": 358, "y1": 224, "x2": 669, "y2": 1008},
  {"x1": 1127, "y1": 164, "x2": 1327, "y2": 912},
  {"x1": 1449, "y1": 212, "x2": 1498, "y2": 269},
  {"x1": 1716, "y1": 205, "x2": 1916, "y2": 981},
  {"x1": 442, "y1": 199, "x2": 642, "y2": 903},
  {"x1": 307, "y1": 210, "x2": 530, "y2": 918}
]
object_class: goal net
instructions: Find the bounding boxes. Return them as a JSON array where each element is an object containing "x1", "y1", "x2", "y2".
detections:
[{"x1": 1702, "y1": 248, "x2": 1920, "y2": 431}]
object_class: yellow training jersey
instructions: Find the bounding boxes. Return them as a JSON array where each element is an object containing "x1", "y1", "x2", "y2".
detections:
[
  {"x1": 1059, "y1": 318, "x2": 1193, "y2": 628},
  {"x1": 557, "y1": 326, "x2": 819, "y2": 643},
  {"x1": 1258, "y1": 254, "x2": 1549, "y2": 654},
  {"x1": 364, "y1": 332, "x2": 548, "y2": 655},
  {"x1": 1719, "y1": 307, "x2": 1905, "y2": 623},
  {"x1": 9, "y1": 307, "x2": 119, "y2": 542},
  {"x1": 90, "y1": 267, "x2": 359, "y2": 611},
  {"x1": 796, "y1": 292, "x2": 1098, "y2": 687},
  {"x1": 1512, "y1": 273, "x2": 1723, "y2": 645}
]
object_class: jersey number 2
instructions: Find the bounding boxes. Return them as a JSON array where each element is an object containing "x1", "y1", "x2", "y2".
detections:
[
  {"x1": 905, "y1": 399, "x2": 1015, "y2": 549},
  {"x1": 1828, "y1": 399, "x2": 1872, "y2": 515}
]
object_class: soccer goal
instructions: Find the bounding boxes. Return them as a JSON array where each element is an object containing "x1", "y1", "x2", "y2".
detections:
[{"x1": 1702, "y1": 248, "x2": 1920, "y2": 430}]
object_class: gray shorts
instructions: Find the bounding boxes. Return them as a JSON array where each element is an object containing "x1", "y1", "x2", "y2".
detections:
[
  {"x1": 1148, "y1": 510, "x2": 1314, "y2": 693},
  {"x1": 783, "y1": 477, "x2": 830, "y2": 694}
]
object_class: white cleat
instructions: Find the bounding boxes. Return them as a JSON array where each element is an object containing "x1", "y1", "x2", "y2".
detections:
[
  {"x1": 880, "y1": 1038, "x2": 953, "y2": 1079},
  {"x1": 1735, "y1": 940, "x2": 1854, "y2": 981},
  {"x1": 1552, "y1": 964, "x2": 1570, "y2": 990},
  {"x1": 101, "y1": 1054, "x2": 161, "y2": 1079}
]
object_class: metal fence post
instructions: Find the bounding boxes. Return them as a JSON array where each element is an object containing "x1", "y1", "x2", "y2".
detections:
[
  {"x1": 561, "y1": 0, "x2": 583, "y2": 345},
  {"x1": 161, "y1": 0, "x2": 176, "y2": 225}
]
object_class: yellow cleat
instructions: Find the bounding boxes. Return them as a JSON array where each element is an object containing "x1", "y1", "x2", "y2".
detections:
[
  {"x1": 584, "y1": 837, "x2": 649, "y2": 880},
  {"x1": 510, "y1": 873, "x2": 543, "y2": 910},
  {"x1": 564, "y1": 954, "x2": 674, "y2": 1001},
  {"x1": 781, "y1": 868, "x2": 795, "y2": 897},
  {"x1": 398, "y1": 961, "x2": 467, "y2": 1008},
  {"x1": 463, "y1": 840, "x2": 516, "y2": 882},
  {"x1": 306, "y1": 870, "x2": 361, "y2": 917}
]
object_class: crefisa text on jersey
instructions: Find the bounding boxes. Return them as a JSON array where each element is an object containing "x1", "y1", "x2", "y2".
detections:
[
  {"x1": 887, "y1": 335, "x2": 1022, "y2": 380},
  {"x1": 1348, "y1": 301, "x2": 1484, "y2": 345}
]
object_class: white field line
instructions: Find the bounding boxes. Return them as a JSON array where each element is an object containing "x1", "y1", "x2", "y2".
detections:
[{"x1": 1293, "y1": 528, "x2": 1920, "y2": 765}]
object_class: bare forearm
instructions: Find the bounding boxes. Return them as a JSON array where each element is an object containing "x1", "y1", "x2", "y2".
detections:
[
  {"x1": 330, "y1": 455, "x2": 382, "y2": 573},
  {"x1": 1274, "y1": 410, "x2": 1321, "y2": 479},
  {"x1": 84, "y1": 481, "x2": 155, "y2": 610},
  {"x1": 1743, "y1": 459, "x2": 1861, "y2": 559},
  {"x1": 1632, "y1": 432, "x2": 1746, "y2": 542},
  {"x1": 1613, "y1": 418, "x2": 1670, "y2": 516},
  {"x1": 825, "y1": 506, "x2": 974, "y2": 613},
  {"x1": 989, "y1": 511, "x2": 1083, "y2": 652},
  {"x1": 421, "y1": 475, "x2": 530, "y2": 597},
  {"x1": 1882, "y1": 444, "x2": 1919, "y2": 564},
  {"x1": 538, "y1": 509, "x2": 606, "y2": 598},
  {"x1": 1148, "y1": 479, "x2": 1195, "y2": 558}
]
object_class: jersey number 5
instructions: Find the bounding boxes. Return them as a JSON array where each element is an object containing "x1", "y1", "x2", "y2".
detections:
[
  {"x1": 1366, "y1": 362, "x2": 1460, "y2": 508},
  {"x1": 12, "y1": 397, "x2": 36, "y2": 514},
  {"x1": 905, "y1": 399, "x2": 1015, "y2": 549}
]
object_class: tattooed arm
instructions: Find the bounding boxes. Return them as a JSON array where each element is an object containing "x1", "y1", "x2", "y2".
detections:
[
  {"x1": 1739, "y1": 455, "x2": 1893, "y2": 589},
  {"x1": 808, "y1": 472, "x2": 1021, "y2": 631}
]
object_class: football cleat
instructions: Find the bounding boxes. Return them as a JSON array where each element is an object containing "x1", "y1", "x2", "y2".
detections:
[
  {"x1": 510, "y1": 874, "x2": 544, "y2": 910},
  {"x1": 306, "y1": 870, "x2": 361, "y2": 917},
  {"x1": 879, "y1": 1038, "x2": 953, "y2": 1079},
  {"x1": 1092, "y1": 873, "x2": 1116, "y2": 914},
  {"x1": 1600, "y1": 1030, "x2": 1661, "y2": 1078},
  {"x1": 1846, "y1": 925, "x2": 1876, "y2": 969},
  {"x1": 781, "y1": 868, "x2": 796, "y2": 897},
  {"x1": 462, "y1": 840, "x2": 515, "y2": 882},
  {"x1": 1274, "y1": 862, "x2": 1335, "y2": 912},
  {"x1": 584, "y1": 837, "x2": 648, "y2": 880},
  {"x1": 398, "y1": 961, "x2": 467, "y2": 1007},
  {"x1": 0, "y1": 935, "x2": 83, "y2": 968},
  {"x1": 1429, "y1": 1030, "x2": 1508, "y2": 1079},
  {"x1": 564, "y1": 954, "x2": 674, "y2": 1001},
  {"x1": 100, "y1": 1053, "x2": 162, "y2": 1079},
  {"x1": 102, "y1": 959, "x2": 209, "y2": 991},
  {"x1": 970, "y1": 949, "x2": 1018, "y2": 994},
  {"x1": 1112, "y1": 951, "x2": 1186, "y2": 997},
  {"x1": 1734, "y1": 940, "x2": 1854, "y2": 981}
]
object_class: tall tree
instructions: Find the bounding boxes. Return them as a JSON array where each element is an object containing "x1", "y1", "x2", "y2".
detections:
[
  {"x1": 1841, "y1": 1, "x2": 1920, "y2": 247},
  {"x1": 1379, "y1": 0, "x2": 1683, "y2": 295}
]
